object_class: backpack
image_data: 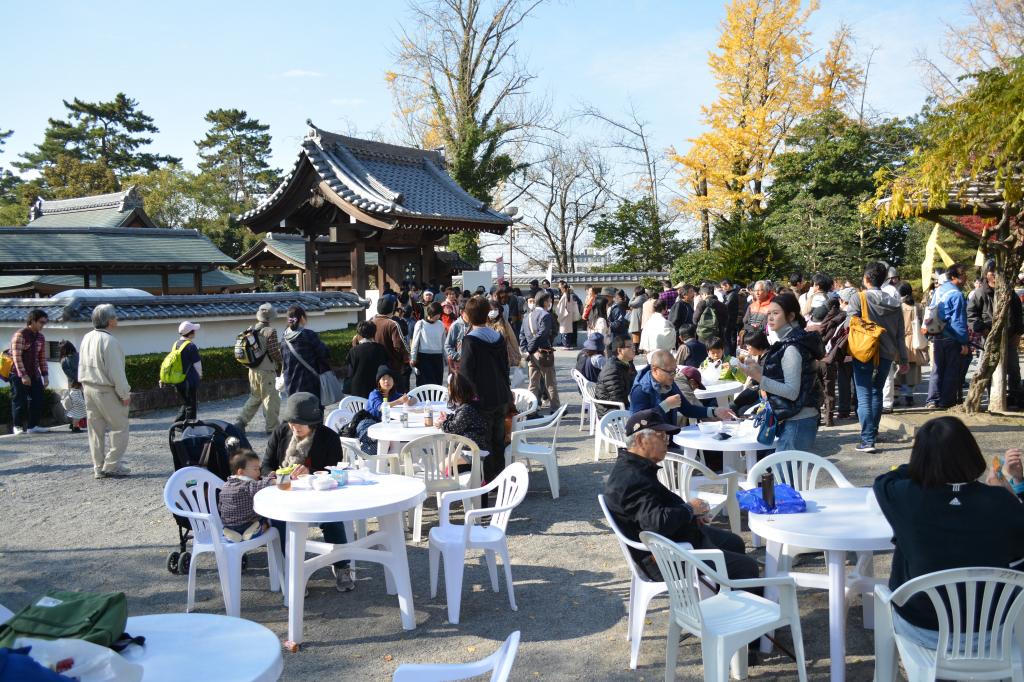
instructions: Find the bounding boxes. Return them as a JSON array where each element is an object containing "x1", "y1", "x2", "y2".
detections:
[
  {"x1": 159, "y1": 339, "x2": 191, "y2": 385},
  {"x1": 233, "y1": 325, "x2": 266, "y2": 368},
  {"x1": 697, "y1": 303, "x2": 718, "y2": 341},
  {"x1": 0, "y1": 590, "x2": 141, "y2": 651},
  {"x1": 848, "y1": 291, "x2": 885, "y2": 364},
  {"x1": 0, "y1": 349, "x2": 12, "y2": 381}
]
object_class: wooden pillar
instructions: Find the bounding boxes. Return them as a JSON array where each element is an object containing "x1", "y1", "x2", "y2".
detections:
[
  {"x1": 420, "y1": 245, "x2": 432, "y2": 286},
  {"x1": 83, "y1": 270, "x2": 90, "y2": 288},
  {"x1": 95, "y1": 271, "x2": 103, "y2": 288},
  {"x1": 350, "y1": 241, "x2": 367, "y2": 295},
  {"x1": 194, "y1": 270, "x2": 202, "y2": 294},
  {"x1": 377, "y1": 248, "x2": 387, "y2": 292},
  {"x1": 161, "y1": 270, "x2": 169, "y2": 296},
  {"x1": 252, "y1": 266, "x2": 260, "y2": 292},
  {"x1": 302, "y1": 232, "x2": 319, "y2": 291}
]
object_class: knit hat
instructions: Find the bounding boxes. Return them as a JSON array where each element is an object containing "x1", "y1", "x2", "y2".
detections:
[
  {"x1": 280, "y1": 392, "x2": 323, "y2": 426},
  {"x1": 256, "y1": 303, "x2": 275, "y2": 323},
  {"x1": 376, "y1": 365, "x2": 395, "y2": 382}
]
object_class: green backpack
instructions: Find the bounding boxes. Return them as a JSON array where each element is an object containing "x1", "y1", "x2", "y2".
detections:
[
  {"x1": 0, "y1": 590, "x2": 132, "y2": 649},
  {"x1": 159, "y1": 339, "x2": 191, "y2": 385},
  {"x1": 697, "y1": 304, "x2": 719, "y2": 342}
]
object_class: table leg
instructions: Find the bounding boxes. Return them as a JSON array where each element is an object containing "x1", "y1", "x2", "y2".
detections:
[
  {"x1": 744, "y1": 450, "x2": 756, "y2": 473},
  {"x1": 716, "y1": 395, "x2": 730, "y2": 409},
  {"x1": 827, "y1": 549, "x2": 848, "y2": 682},
  {"x1": 760, "y1": 539, "x2": 783, "y2": 654},
  {"x1": 379, "y1": 512, "x2": 417, "y2": 630},
  {"x1": 861, "y1": 553, "x2": 875, "y2": 630},
  {"x1": 286, "y1": 522, "x2": 309, "y2": 645}
]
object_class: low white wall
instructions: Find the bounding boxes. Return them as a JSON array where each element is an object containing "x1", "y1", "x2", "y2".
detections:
[{"x1": 1, "y1": 308, "x2": 362, "y2": 392}]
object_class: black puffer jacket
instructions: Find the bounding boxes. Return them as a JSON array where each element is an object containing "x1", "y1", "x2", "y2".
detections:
[{"x1": 594, "y1": 357, "x2": 635, "y2": 416}]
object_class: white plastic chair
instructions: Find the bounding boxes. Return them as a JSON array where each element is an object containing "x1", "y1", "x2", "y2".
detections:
[
  {"x1": 641, "y1": 531, "x2": 808, "y2": 682},
  {"x1": 393, "y1": 631, "x2": 521, "y2": 682},
  {"x1": 572, "y1": 368, "x2": 624, "y2": 434},
  {"x1": 162, "y1": 467, "x2": 284, "y2": 617},
  {"x1": 659, "y1": 452, "x2": 741, "y2": 535},
  {"x1": 571, "y1": 369, "x2": 592, "y2": 432},
  {"x1": 598, "y1": 494, "x2": 672, "y2": 669},
  {"x1": 506, "y1": 404, "x2": 567, "y2": 499},
  {"x1": 329, "y1": 396, "x2": 368, "y2": 451},
  {"x1": 0, "y1": 604, "x2": 12, "y2": 625},
  {"x1": 512, "y1": 388, "x2": 538, "y2": 418},
  {"x1": 874, "y1": 567, "x2": 1024, "y2": 682},
  {"x1": 408, "y1": 383, "x2": 449, "y2": 404},
  {"x1": 744, "y1": 450, "x2": 858, "y2": 565},
  {"x1": 401, "y1": 433, "x2": 482, "y2": 543},
  {"x1": 428, "y1": 463, "x2": 529, "y2": 624},
  {"x1": 336, "y1": 395, "x2": 368, "y2": 419},
  {"x1": 595, "y1": 409, "x2": 629, "y2": 461}
]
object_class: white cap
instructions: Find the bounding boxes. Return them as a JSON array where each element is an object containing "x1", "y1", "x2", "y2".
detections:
[{"x1": 178, "y1": 321, "x2": 201, "y2": 335}]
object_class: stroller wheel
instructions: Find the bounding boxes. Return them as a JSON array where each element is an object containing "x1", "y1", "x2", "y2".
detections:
[
  {"x1": 167, "y1": 551, "x2": 180, "y2": 574},
  {"x1": 178, "y1": 551, "x2": 192, "y2": 576},
  {"x1": 241, "y1": 554, "x2": 249, "y2": 571}
]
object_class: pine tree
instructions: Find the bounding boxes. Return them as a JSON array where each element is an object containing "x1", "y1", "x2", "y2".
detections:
[
  {"x1": 16, "y1": 93, "x2": 179, "y2": 190},
  {"x1": 195, "y1": 109, "x2": 280, "y2": 206}
]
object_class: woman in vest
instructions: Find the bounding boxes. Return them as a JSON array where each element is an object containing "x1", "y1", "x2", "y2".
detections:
[
  {"x1": 741, "y1": 293, "x2": 824, "y2": 452},
  {"x1": 281, "y1": 305, "x2": 331, "y2": 402}
]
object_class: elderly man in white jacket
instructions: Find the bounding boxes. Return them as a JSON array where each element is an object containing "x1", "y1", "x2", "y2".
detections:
[
  {"x1": 78, "y1": 304, "x2": 132, "y2": 479},
  {"x1": 639, "y1": 299, "x2": 675, "y2": 354}
]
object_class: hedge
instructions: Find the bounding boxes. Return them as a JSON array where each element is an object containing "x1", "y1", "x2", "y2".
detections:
[
  {"x1": 0, "y1": 387, "x2": 57, "y2": 426},
  {"x1": 124, "y1": 328, "x2": 358, "y2": 391}
]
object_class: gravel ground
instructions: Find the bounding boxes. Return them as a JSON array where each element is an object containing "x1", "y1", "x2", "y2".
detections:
[{"x1": 1, "y1": 351, "x2": 1021, "y2": 681}]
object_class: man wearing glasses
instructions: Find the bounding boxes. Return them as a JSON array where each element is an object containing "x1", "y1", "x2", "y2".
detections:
[
  {"x1": 630, "y1": 349, "x2": 735, "y2": 425},
  {"x1": 9, "y1": 308, "x2": 50, "y2": 435}
]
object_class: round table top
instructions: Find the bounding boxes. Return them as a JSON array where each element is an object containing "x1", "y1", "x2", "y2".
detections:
[
  {"x1": 367, "y1": 420, "x2": 442, "y2": 443},
  {"x1": 254, "y1": 473, "x2": 427, "y2": 523},
  {"x1": 672, "y1": 422, "x2": 775, "y2": 453},
  {"x1": 122, "y1": 613, "x2": 282, "y2": 682},
  {"x1": 747, "y1": 487, "x2": 894, "y2": 552},
  {"x1": 391, "y1": 400, "x2": 449, "y2": 414},
  {"x1": 694, "y1": 380, "x2": 744, "y2": 400}
]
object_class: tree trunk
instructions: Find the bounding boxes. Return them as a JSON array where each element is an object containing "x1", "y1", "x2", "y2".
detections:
[{"x1": 697, "y1": 175, "x2": 711, "y2": 251}]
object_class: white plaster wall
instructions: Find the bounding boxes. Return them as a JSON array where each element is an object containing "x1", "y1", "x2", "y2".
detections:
[{"x1": 1, "y1": 308, "x2": 361, "y2": 391}]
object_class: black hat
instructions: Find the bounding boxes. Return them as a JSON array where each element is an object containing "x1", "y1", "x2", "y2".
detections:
[
  {"x1": 376, "y1": 365, "x2": 395, "y2": 382},
  {"x1": 625, "y1": 409, "x2": 681, "y2": 437},
  {"x1": 281, "y1": 392, "x2": 323, "y2": 426}
]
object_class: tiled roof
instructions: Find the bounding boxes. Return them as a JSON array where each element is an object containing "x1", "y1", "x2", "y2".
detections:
[
  {"x1": 238, "y1": 121, "x2": 514, "y2": 232},
  {"x1": 435, "y1": 250, "x2": 473, "y2": 271},
  {"x1": 28, "y1": 186, "x2": 157, "y2": 228},
  {"x1": 0, "y1": 227, "x2": 237, "y2": 268},
  {"x1": 509, "y1": 272, "x2": 669, "y2": 285},
  {"x1": 0, "y1": 270, "x2": 253, "y2": 293},
  {"x1": 236, "y1": 232, "x2": 311, "y2": 269},
  {"x1": 0, "y1": 291, "x2": 367, "y2": 324}
]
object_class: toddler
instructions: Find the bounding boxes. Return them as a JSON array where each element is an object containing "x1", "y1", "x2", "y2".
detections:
[{"x1": 218, "y1": 450, "x2": 277, "y2": 541}]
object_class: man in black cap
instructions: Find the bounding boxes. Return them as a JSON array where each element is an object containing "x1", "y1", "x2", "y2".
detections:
[{"x1": 603, "y1": 409, "x2": 758, "y2": 585}]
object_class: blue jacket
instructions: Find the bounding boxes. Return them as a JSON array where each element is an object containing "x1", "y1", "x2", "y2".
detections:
[
  {"x1": 932, "y1": 281, "x2": 969, "y2": 344},
  {"x1": 367, "y1": 388, "x2": 406, "y2": 418},
  {"x1": 629, "y1": 365, "x2": 710, "y2": 423}
]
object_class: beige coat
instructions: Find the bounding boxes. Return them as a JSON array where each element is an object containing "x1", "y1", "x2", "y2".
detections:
[
  {"x1": 902, "y1": 302, "x2": 930, "y2": 366},
  {"x1": 641, "y1": 297, "x2": 657, "y2": 327},
  {"x1": 78, "y1": 328, "x2": 131, "y2": 400},
  {"x1": 556, "y1": 293, "x2": 581, "y2": 334}
]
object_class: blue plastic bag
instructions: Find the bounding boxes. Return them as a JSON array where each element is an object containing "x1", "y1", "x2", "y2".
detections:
[{"x1": 736, "y1": 483, "x2": 807, "y2": 514}]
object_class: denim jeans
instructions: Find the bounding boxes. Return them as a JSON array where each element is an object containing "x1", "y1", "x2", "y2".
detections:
[
  {"x1": 10, "y1": 374, "x2": 44, "y2": 429},
  {"x1": 270, "y1": 519, "x2": 349, "y2": 569},
  {"x1": 852, "y1": 358, "x2": 893, "y2": 447},
  {"x1": 927, "y1": 337, "x2": 967, "y2": 408},
  {"x1": 775, "y1": 415, "x2": 819, "y2": 452}
]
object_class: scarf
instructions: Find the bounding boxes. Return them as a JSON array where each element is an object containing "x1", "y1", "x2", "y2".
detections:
[{"x1": 283, "y1": 428, "x2": 315, "y2": 469}]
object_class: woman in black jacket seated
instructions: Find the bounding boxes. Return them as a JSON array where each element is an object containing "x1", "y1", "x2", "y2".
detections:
[
  {"x1": 594, "y1": 335, "x2": 636, "y2": 417},
  {"x1": 874, "y1": 416, "x2": 1024, "y2": 647},
  {"x1": 260, "y1": 392, "x2": 354, "y2": 593}
]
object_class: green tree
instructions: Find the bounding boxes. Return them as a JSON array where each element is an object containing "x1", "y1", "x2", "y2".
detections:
[
  {"x1": 592, "y1": 197, "x2": 690, "y2": 271},
  {"x1": 764, "y1": 108, "x2": 919, "y2": 277},
  {"x1": 195, "y1": 109, "x2": 280, "y2": 206},
  {"x1": 17, "y1": 93, "x2": 179, "y2": 190},
  {"x1": 0, "y1": 129, "x2": 29, "y2": 225}
]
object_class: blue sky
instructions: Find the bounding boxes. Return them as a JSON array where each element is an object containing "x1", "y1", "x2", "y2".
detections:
[{"x1": 3, "y1": 0, "x2": 965, "y2": 177}]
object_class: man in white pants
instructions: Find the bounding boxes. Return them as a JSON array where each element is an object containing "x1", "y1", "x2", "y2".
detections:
[{"x1": 78, "y1": 304, "x2": 132, "y2": 479}]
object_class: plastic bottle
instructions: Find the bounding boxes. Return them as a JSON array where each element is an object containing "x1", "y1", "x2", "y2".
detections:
[
  {"x1": 381, "y1": 399, "x2": 391, "y2": 424},
  {"x1": 760, "y1": 470, "x2": 776, "y2": 510}
]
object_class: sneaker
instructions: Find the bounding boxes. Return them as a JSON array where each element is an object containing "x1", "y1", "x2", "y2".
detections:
[
  {"x1": 27, "y1": 426, "x2": 50, "y2": 434},
  {"x1": 924, "y1": 402, "x2": 939, "y2": 410},
  {"x1": 855, "y1": 444, "x2": 877, "y2": 454},
  {"x1": 332, "y1": 566, "x2": 355, "y2": 592},
  {"x1": 93, "y1": 470, "x2": 107, "y2": 480},
  {"x1": 11, "y1": 427, "x2": 25, "y2": 435},
  {"x1": 101, "y1": 464, "x2": 131, "y2": 478}
]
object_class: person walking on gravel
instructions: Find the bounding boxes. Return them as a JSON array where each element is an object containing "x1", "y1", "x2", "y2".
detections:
[
  {"x1": 236, "y1": 303, "x2": 283, "y2": 434},
  {"x1": 78, "y1": 304, "x2": 132, "y2": 479}
]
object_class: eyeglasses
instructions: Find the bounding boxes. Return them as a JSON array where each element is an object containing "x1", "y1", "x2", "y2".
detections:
[{"x1": 651, "y1": 365, "x2": 675, "y2": 375}]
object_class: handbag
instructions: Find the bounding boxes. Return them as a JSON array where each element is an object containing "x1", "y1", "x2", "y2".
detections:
[
  {"x1": 285, "y1": 339, "x2": 345, "y2": 406},
  {"x1": 910, "y1": 304, "x2": 929, "y2": 352},
  {"x1": 848, "y1": 291, "x2": 885, "y2": 364},
  {"x1": 751, "y1": 400, "x2": 779, "y2": 446}
]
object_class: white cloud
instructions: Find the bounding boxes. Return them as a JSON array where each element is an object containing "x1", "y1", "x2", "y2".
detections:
[{"x1": 281, "y1": 68, "x2": 323, "y2": 78}]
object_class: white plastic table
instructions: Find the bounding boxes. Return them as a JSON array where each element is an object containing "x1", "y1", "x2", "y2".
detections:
[
  {"x1": 254, "y1": 474, "x2": 427, "y2": 644},
  {"x1": 122, "y1": 613, "x2": 282, "y2": 681},
  {"x1": 368, "y1": 408, "x2": 447, "y2": 460},
  {"x1": 671, "y1": 422, "x2": 775, "y2": 473},
  {"x1": 748, "y1": 487, "x2": 893, "y2": 682},
  {"x1": 693, "y1": 379, "x2": 744, "y2": 408}
]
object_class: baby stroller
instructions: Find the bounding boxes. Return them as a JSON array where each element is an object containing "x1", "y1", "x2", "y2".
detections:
[{"x1": 165, "y1": 419, "x2": 250, "y2": 575}]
